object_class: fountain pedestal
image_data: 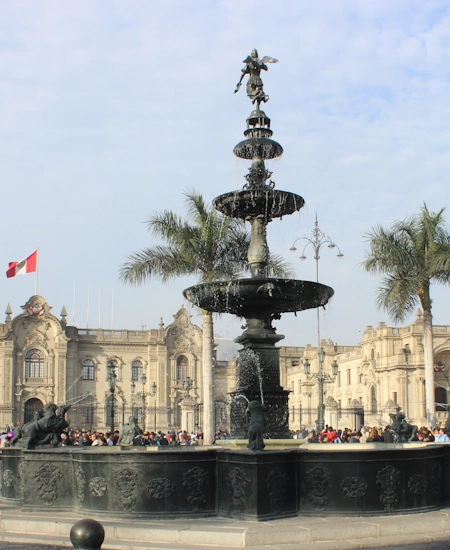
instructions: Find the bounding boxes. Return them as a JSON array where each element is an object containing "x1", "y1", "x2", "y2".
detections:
[{"x1": 230, "y1": 321, "x2": 290, "y2": 439}]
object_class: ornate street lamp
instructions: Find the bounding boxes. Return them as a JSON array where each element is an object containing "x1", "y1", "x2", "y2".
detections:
[
  {"x1": 303, "y1": 349, "x2": 339, "y2": 431},
  {"x1": 131, "y1": 373, "x2": 156, "y2": 432},
  {"x1": 107, "y1": 363, "x2": 117, "y2": 433},
  {"x1": 291, "y1": 215, "x2": 343, "y2": 431},
  {"x1": 182, "y1": 376, "x2": 193, "y2": 396}
]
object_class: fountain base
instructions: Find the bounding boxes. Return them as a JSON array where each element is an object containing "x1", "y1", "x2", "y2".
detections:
[{"x1": 2, "y1": 444, "x2": 448, "y2": 519}]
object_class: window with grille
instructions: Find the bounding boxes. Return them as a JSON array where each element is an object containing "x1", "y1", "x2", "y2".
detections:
[
  {"x1": 132, "y1": 360, "x2": 143, "y2": 381},
  {"x1": 176, "y1": 355, "x2": 188, "y2": 381},
  {"x1": 25, "y1": 349, "x2": 44, "y2": 378},
  {"x1": 132, "y1": 405, "x2": 144, "y2": 424},
  {"x1": 83, "y1": 406, "x2": 94, "y2": 424},
  {"x1": 82, "y1": 359, "x2": 95, "y2": 380}
]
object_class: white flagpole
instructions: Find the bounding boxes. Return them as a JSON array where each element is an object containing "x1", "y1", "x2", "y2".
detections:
[
  {"x1": 87, "y1": 286, "x2": 90, "y2": 329},
  {"x1": 72, "y1": 284, "x2": 76, "y2": 325},
  {"x1": 98, "y1": 287, "x2": 101, "y2": 328},
  {"x1": 35, "y1": 248, "x2": 40, "y2": 295},
  {"x1": 110, "y1": 286, "x2": 114, "y2": 329}
]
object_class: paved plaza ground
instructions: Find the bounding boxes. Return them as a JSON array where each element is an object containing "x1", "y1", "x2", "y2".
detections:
[{"x1": 2, "y1": 506, "x2": 450, "y2": 549}]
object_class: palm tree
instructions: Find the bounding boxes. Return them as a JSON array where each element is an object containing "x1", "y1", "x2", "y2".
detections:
[
  {"x1": 120, "y1": 189, "x2": 292, "y2": 444},
  {"x1": 362, "y1": 203, "x2": 450, "y2": 427}
]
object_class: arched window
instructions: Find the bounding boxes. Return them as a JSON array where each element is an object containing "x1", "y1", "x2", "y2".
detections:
[
  {"x1": 176, "y1": 355, "x2": 189, "y2": 381},
  {"x1": 82, "y1": 359, "x2": 95, "y2": 380},
  {"x1": 24, "y1": 397, "x2": 43, "y2": 424},
  {"x1": 25, "y1": 349, "x2": 44, "y2": 378},
  {"x1": 132, "y1": 360, "x2": 143, "y2": 381}
]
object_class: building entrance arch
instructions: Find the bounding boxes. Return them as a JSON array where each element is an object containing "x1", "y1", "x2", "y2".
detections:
[{"x1": 24, "y1": 397, "x2": 44, "y2": 424}]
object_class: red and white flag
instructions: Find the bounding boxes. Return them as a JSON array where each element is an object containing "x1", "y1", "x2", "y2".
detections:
[{"x1": 6, "y1": 250, "x2": 38, "y2": 278}]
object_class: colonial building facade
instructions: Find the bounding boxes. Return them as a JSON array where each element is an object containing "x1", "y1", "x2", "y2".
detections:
[
  {"x1": 1, "y1": 295, "x2": 449, "y2": 433},
  {"x1": 281, "y1": 309, "x2": 450, "y2": 430},
  {"x1": 0, "y1": 295, "x2": 235, "y2": 433}
]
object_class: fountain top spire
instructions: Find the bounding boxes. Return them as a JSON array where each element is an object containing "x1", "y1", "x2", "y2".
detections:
[{"x1": 234, "y1": 49, "x2": 278, "y2": 110}]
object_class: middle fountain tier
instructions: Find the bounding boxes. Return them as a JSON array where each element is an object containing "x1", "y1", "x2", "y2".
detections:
[{"x1": 184, "y1": 95, "x2": 334, "y2": 440}]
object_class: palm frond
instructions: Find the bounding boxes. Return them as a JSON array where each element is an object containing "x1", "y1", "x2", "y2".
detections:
[
  {"x1": 119, "y1": 246, "x2": 197, "y2": 285},
  {"x1": 266, "y1": 253, "x2": 296, "y2": 278},
  {"x1": 362, "y1": 202, "x2": 450, "y2": 323}
]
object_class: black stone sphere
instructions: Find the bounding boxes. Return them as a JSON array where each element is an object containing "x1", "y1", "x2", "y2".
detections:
[{"x1": 70, "y1": 519, "x2": 105, "y2": 549}]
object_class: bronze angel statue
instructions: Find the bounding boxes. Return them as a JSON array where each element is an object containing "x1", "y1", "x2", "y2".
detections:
[{"x1": 234, "y1": 49, "x2": 278, "y2": 108}]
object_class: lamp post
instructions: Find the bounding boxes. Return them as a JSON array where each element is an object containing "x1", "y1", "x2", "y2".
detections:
[
  {"x1": 303, "y1": 351, "x2": 339, "y2": 431},
  {"x1": 107, "y1": 364, "x2": 117, "y2": 433},
  {"x1": 130, "y1": 373, "x2": 157, "y2": 432},
  {"x1": 182, "y1": 376, "x2": 193, "y2": 397},
  {"x1": 290, "y1": 215, "x2": 343, "y2": 431}
]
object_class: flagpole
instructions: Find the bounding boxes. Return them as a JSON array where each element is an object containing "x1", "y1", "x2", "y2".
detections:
[
  {"x1": 35, "y1": 248, "x2": 40, "y2": 295},
  {"x1": 87, "y1": 286, "x2": 90, "y2": 329},
  {"x1": 72, "y1": 284, "x2": 76, "y2": 325},
  {"x1": 111, "y1": 286, "x2": 114, "y2": 329}
]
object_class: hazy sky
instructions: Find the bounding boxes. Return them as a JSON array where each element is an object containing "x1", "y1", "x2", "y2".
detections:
[{"x1": 1, "y1": 1, "x2": 450, "y2": 353}]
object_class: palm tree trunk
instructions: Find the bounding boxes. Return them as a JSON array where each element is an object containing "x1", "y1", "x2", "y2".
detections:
[
  {"x1": 202, "y1": 311, "x2": 214, "y2": 445},
  {"x1": 423, "y1": 309, "x2": 436, "y2": 428}
]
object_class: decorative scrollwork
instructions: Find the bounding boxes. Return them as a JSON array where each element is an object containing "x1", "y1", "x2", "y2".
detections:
[
  {"x1": 182, "y1": 467, "x2": 209, "y2": 511},
  {"x1": 89, "y1": 476, "x2": 108, "y2": 498},
  {"x1": 3, "y1": 469, "x2": 14, "y2": 488},
  {"x1": 376, "y1": 465, "x2": 401, "y2": 511},
  {"x1": 116, "y1": 467, "x2": 139, "y2": 511},
  {"x1": 147, "y1": 478, "x2": 174, "y2": 499},
  {"x1": 34, "y1": 463, "x2": 62, "y2": 505},
  {"x1": 227, "y1": 467, "x2": 250, "y2": 511},
  {"x1": 305, "y1": 466, "x2": 330, "y2": 511},
  {"x1": 74, "y1": 465, "x2": 85, "y2": 503},
  {"x1": 341, "y1": 476, "x2": 367, "y2": 498},
  {"x1": 408, "y1": 474, "x2": 427, "y2": 495}
]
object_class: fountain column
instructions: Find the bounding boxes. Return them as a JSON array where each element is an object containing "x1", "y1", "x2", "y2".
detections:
[{"x1": 184, "y1": 50, "x2": 334, "y2": 441}]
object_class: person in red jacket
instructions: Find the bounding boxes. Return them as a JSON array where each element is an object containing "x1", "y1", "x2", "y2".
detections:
[{"x1": 326, "y1": 426, "x2": 338, "y2": 443}]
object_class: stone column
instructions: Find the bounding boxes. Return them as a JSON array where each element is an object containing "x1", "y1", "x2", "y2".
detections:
[{"x1": 202, "y1": 312, "x2": 214, "y2": 445}]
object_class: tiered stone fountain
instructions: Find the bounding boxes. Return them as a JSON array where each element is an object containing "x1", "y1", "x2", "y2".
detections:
[{"x1": 184, "y1": 49, "x2": 333, "y2": 439}]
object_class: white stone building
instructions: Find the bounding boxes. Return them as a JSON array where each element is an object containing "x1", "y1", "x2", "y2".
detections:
[
  {"x1": 281, "y1": 310, "x2": 450, "y2": 431},
  {"x1": 0, "y1": 294, "x2": 235, "y2": 433},
  {"x1": 1, "y1": 295, "x2": 449, "y2": 434}
]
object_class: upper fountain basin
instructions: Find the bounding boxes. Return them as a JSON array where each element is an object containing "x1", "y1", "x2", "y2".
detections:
[
  {"x1": 183, "y1": 278, "x2": 334, "y2": 316},
  {"x1": 214, "y1": 188, "x2": 304, "y2": 220},
  {"x1": 233, "y1": 137, "x2": 283, "y2": 160}
]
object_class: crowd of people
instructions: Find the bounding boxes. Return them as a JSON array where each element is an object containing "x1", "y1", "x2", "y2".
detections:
[
  {"x1": 0, "y1": 427, "x2": 205, "y2": 447},
  {"x1": 291, "y1": 424, "x2": 450, "y2": 443},
  {"x1": 2, "y1": 423, "x2": 450, "y2": 448}
]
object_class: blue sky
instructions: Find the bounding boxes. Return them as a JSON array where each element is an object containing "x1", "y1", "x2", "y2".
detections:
[{"x1": 1, "y1": 0, "x2": 450, "y2": 353}]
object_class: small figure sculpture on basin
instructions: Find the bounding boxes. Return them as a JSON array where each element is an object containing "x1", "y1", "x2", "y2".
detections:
[
  {"x1": 389, "y1": 410, "x2": 417, "y2": 443},
  {"x1": 118, "y1": 416, "x2": 142, "y2": 445},
  {"x1": 247, "y1": 400, "x2": 267, "y2": 452},
  {"x1": 11, "y1": 402, "x2": 71, "y2": 449}
]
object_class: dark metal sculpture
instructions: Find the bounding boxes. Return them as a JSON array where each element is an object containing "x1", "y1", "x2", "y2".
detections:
[
  {"x1": 118, "y1": 415, "x2": 142, "y2": 445},
  {"x1": 389, "y1": 411, "x2": 417, "y2": 443},
  {"x1": 11, "y1": 402, "x2": 71, "y2": 449},
  {"x1": 247, "y1": 400, "x2": 267, "y2": 451},
  {"x1": 234, "y1": 49, "x2": 278, "y2": 108}
]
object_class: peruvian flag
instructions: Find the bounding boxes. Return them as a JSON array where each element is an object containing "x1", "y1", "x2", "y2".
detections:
[{"x1": 6, "y1": 250, "x2": 38, "y2": 278}]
